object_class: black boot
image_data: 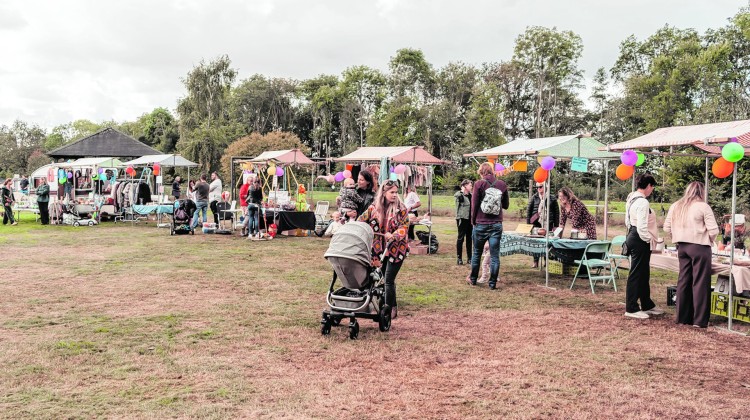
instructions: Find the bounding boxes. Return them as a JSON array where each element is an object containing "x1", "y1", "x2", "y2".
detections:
[{"x1": 457, "y1": 257, "x2": 463, "y2": 265}]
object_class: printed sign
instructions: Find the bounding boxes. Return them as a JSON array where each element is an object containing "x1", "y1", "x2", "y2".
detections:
[{"x1": 571, "y1": 157, "x2": 589, "y2": 173}]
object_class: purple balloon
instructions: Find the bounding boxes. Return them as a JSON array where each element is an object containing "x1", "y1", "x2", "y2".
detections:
[
  {"x1": 334, "y1": 172, "x2": 345, "y2": 182},
  {"x1": 98, "y1": 168, "x2": 104, "y2": 174},
  {"x1": 67, "y1": 171, "x2": 73, "y2": 178},
  {"x1": 495, "y1": 163, "x2": 505, "y2": 172},
  {"x1": 276, "y1": 166, "x2": 284, "y2": 177},
  {"x1": 540, "y1": 156, "x2": 556, "y2": 171},
  {"x1": 621, "y1": 150, "x2": 638, "y2": 166}
]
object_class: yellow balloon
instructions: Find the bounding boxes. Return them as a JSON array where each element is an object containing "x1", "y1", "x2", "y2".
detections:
[{"x1": 267, "y1": 166, "x2": 276, "y2": 176}]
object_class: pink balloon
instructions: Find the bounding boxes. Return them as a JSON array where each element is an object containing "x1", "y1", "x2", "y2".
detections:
[
  {"x1": 541, "y1": 156, "x2": 556, "y2": 170},
  {"x1": 276, "y1": 166, "x2": 284, "y2": 177},
  {"x1": 394, "y1": 164, "x2": 406, "y2": 174},
  {"x1": 494, "y1": 163, "x2": 505, "y2": 172},
  {"x1": 334, "y1": 172, "x2": 345, "y2": 182},
  {"x1": 343, "y1": 170, "x2": 352, "y2": 179},
  {"x1": 621, "y1": 150, "x2": 638, "y2": 166}
]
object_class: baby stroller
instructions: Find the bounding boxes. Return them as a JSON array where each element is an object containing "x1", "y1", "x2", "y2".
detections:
[
  {"x1": 62, "y1": 201, "x2": 98, "y2": 227},
  {"x1": 321, "y1": 222, "x2": 391, "y2": 339},
  {"x1": 171, "y1": 199, "x2": 196, "y2": 235},
  {"x1": 721, "y1": 214, "x2": 746, "y2": 250}
]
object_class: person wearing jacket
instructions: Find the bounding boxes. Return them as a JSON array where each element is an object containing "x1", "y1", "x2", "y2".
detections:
[
  {"x1": 454, "y1": 179, "x2": 473, "y2": 265},
  {"x1": 663, "y1": 181, "x2": 719, "y2": 328},
  {"x1": 209, "y1": 172, "x2": 222, "y2": 225},
  {"x1": 1, "y1": 179, "x2": 17, "y2": 225},
  {"x1": 527, "y1": 182, "x2": 560, "y2": 268},
  {"x1": 468, "y1": 162, "x2": 509, "y2": 290},
  {"x1": 36, "y1": 178, "x2": 50, "y2": 225}
]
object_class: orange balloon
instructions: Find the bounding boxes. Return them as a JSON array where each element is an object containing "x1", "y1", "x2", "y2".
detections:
[
  {"x1": 712, "y1": 157, "x2": 734, "y2": 179},
  {"x1": 615, "y1": 164, "x2": 634, "y2": 180},
  {"x1": 533, "y1": 168, "x2": 548, "y2": 183}
]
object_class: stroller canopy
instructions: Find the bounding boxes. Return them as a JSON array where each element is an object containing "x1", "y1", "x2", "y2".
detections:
[{"x1": 324, "y1": 222, "x2": 374, "y2": 267}]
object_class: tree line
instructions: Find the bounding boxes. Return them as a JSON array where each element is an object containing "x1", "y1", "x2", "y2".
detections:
[{"x1": 2, "y1": 9, "x2": 750, "y2": 209}]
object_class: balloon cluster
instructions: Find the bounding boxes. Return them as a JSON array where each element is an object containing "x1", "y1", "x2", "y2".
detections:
[
  {"x1": 267, "y1": 164, "x2": 285, "y2": 177},
  {"x1": 334, "y1": 164, "x2": 359, "y2": 182},
  {"x1": 126, "y1": 166, "x2": 136, "y2": 177},
  {"x1": 533, "y1": 156, "x2": 556, "y2": 183},
  {"x1": 615, "y1": 149, "x2": 645, "y2": 180},
  {"x1": 713, "y1": 138, "x2": 744, "y2": 179},
  {"x1": 153, "y1": 163, "x2": 161, "y2": 176}
]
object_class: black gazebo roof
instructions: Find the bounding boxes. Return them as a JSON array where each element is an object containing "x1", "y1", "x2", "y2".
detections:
[{"x1": 47, "y1": 127, "x2": 160, "y2": 159}]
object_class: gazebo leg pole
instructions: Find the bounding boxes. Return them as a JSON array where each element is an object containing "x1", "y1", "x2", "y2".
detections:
[
  {"x1": 604, "y1": 160, "x2": 610, "y2": 240},
  {"x1": 704, "y1": 157, "x2": 709, "y2": 201}
]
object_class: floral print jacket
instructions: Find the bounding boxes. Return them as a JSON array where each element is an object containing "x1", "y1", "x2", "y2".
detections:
[{"x1": 358, "y1": 204, "x2": 410, "y2": 263}]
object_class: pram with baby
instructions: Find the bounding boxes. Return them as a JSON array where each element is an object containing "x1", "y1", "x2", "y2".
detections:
[
  {"x1": 171, "y1": 199, "x2": 196, "y2": 235},
  {"x1": 321, "y1": 221, "x2": 391, "y2": 339}
]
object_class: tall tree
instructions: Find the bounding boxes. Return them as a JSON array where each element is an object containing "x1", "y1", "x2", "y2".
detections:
[
  {"x1": 230, "y1": 75, "x2": 298, "y2": 134},
  {"x1": 338, "y1": 66, "x2": 387, "y2": 147},
  {"x1": 513, "y1": 26, "x2": 585, "y2": 138}
]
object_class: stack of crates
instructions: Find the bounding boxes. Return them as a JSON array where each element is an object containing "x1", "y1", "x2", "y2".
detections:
[{"x1": 710, "y1": 274, "x2": 750, "y2": 323}]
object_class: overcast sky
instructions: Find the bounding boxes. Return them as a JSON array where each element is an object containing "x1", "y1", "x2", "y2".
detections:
[{"x1": 0, "y1": 0, "x2": 746, "y2": 130}]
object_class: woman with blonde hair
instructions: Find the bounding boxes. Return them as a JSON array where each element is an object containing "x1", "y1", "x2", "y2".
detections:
[
  {"x1": 358, "y1": 179, "x2": 410, "y2": 318},
  {"x1": 663, "y1": 181, "x2": 719, "y2": 328}
]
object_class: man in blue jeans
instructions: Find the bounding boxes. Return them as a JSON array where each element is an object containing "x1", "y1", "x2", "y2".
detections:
[
  {"x1": 191, "y1": 174, "x2": 210, "y2": 230},
  {"x1": 468, "y1": 162, "x2": 509, "y2": 290}
]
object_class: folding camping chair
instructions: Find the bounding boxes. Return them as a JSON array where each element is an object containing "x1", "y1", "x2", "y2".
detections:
[
  {"x1": 570, "y1": 241, "x2": 615, "y2": 294},
  {"x1": 608, "y1": 235, "x2": 628, "y2": 282}
]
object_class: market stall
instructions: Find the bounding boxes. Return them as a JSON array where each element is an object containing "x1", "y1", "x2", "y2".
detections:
[
  {"x1": 231, "y1": 149, "x2": 319, "y2": 235},
  {"x1": 333, "y1": 146, "x2": 448, "y2": 254},
  {"x1": 605, "y1": 119, "x2": 750, "y2": 332},
  {"x1": 465, "y1": 134, "x2": 620, "y2": 287}
]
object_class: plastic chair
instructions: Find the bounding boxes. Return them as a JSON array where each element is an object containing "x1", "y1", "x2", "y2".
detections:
[
  {"x1": 608, "y1": 235, "x2": 628, "y2": 282},
  {"x1": 313, "y1": 201, "x2": 330, "y2": 235},
  {"x1": 570, "y1": 241, "x2": 615, "y2": 294}
]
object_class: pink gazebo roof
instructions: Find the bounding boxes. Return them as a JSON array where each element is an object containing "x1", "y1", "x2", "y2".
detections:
[
  {"x1": 333, "y1": 146, "x2": 447, "y2": 165},
  {"x1": 248, "y1": 149, "x2": 316, "y2": 165}
]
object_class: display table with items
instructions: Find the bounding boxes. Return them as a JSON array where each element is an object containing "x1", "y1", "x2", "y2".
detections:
[
  {"x1": 12, "y1": 202, "x2": 40, "y2": 222},
  {"x1": 262, "y1": 208, "x2": 316, "y2": 233},
  {"x1": 651, "y1": 250, "x2": 750, "y2": 293},
  {"x1": 131, "y1": 204, "x2": 174, "y2": 215},
  {"x1": 500, "y1": 232, "x2": 597, "y2": 264}
]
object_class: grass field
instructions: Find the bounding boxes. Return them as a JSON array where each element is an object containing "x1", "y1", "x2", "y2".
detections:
[{"x1": 1, "y1": 211, "x2": 748, "y2": 418}]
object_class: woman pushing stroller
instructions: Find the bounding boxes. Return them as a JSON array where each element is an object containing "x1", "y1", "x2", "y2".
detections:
[{"x1": 357, "y1": 179, "x2": 410, "y2": 319}]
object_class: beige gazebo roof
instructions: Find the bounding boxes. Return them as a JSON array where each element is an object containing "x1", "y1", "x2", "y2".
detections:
[
  {"x1": 334, "y1": 146, "x2": 447, "y2": 165},
  {"x1": 606, "y1": 120, "x2": 750, "y2": 151}
]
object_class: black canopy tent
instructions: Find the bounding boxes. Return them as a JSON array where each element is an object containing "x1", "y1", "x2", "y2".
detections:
[{"x1": 47, "y1": 128, "x2": 160, "y2": 160}]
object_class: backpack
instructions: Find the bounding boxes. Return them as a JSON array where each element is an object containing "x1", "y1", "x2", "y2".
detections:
[
  {"x1": 174, "y1": 207, "x2": 188, "y2": 221},
  {"x1": 480, "y1": 180, "x2": 504, "y2": 215}
]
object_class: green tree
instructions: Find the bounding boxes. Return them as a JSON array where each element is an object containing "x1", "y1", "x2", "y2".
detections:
[
  {"x1": 230, "y1": 75, "x2": 298, "y2": 134},
  {"x1": 338, "y1": 66, "x2": 387, "y2": 147}
]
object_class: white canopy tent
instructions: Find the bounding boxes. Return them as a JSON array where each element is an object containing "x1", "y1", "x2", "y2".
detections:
[
  {"x1": 467, "y1": 134, "x2": 619, "y2": 288},
  {"x1": 605, "y1": 119, "x2": 750, "y2": 333},
  {"x1": 123, "y1": 154, "x2": 199, "y2": 168}
]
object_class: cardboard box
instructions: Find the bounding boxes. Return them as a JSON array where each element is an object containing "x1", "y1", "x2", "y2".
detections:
[{"x1": 411, "y1": 245, "x2": 429, "y2": 255}]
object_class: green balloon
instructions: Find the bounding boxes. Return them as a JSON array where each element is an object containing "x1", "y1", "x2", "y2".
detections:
[
  {"x1": 635, "y1": 153, "x2": 645, "y2": 166},
  {"x1": 722, "y1": 142, "x2": 744, "y2": 163},
  {"x1": 58, "y1": 177, "x2": 66, "y2": 185}
]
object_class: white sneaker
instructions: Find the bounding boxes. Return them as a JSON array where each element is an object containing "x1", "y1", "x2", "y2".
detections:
[
  {"x1": 644, "y1": 307, "x2": 664, "y2": 315},
  {"x1": 624, "y1": 311, "x2": 650, "y2": 319}
]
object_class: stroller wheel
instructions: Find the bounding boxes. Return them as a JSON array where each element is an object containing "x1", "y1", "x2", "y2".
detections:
[
  {"x1": 321, "y1": 319, "x2": 332, "y2": 335},
  {"x1": 379, "y1": 305, "x2": 392, "y2": 332},
  {"x1": 348, "y1": 320, "x2": 359, "y2": 340}
]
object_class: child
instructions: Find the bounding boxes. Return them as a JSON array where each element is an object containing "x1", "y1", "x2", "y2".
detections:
[{"x1": 337, "y1": 178, "x2": 363, "y2": 223}]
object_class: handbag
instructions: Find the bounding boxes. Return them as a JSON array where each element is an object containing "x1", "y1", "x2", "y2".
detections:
[
  {"x1": 621, "y1": 242, "x2": 630, "y2": 256},
  {"x1": 529, "y1": 212, "x2": 540, "y2": 224}
]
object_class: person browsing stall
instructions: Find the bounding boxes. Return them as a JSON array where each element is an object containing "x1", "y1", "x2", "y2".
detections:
[
  {"x1": 36, "y1": 178, "x2": 50, "y2": 225},
  {"x1": 455, "y1": 179, "x2": 473, "y2": 265},
  {"x1": 1, "y1": 179, "x2": 16, "y2": 226},
  {"x1": 624, "y1": 173, "x2": 663, "y2": 320},
  {"x1": 246, "y1": 177, "x2": 264, "y2": 238},
  {"x1": 358, "y1": 179, "x2": 410, "y2": 319},
  {"x1": 403, "y1": 184, "x2": 422, "y2": 241},
  {"x1": 468, "y1": 162, "x2": 509, "y2": 290},
  {"x1": 171, "y1": 176, "x2": 182, "y2": 201},
  {"x1": 209, "y1": 172, "x2": 222, "y2": 225},
  {"x1": 191, "y1": 174, "x2": 210, "y2": 230},
  {"x1": 663, "y1": 182, "x2": 719, "y2": 328},
  {"x1": 558, "y1": 187, "x2": 596, "y2": 240},
  {"x1": 527, "y1": 182, "x2": 560, "y2": 268}
]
